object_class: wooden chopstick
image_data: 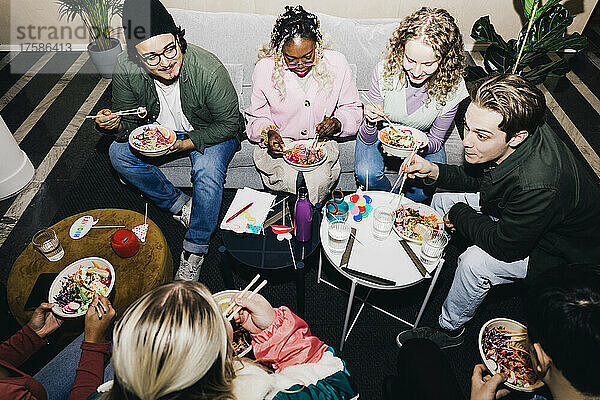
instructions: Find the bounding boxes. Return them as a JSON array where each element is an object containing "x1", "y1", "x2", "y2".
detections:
[
  {"x1": 222, "y1": 273, "x2": 261, "y2": 318},
  {"x1": 226, "y1": 279, "x2": 268, "y2": 321},
  {"x1": 361, "y1": 93, "x2": 398, "y2": 131}
]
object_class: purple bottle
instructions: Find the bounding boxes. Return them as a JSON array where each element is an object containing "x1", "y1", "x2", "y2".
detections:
[{"x1": 294, "y1": 187, "x2": 312, "y2": 242}]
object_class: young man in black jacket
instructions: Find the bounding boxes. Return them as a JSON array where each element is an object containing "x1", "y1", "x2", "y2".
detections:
[{"x1": 397, "y1": 74, "x2": 600, "y2": 348}]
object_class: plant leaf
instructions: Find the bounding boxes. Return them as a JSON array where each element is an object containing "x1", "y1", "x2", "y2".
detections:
[
  {"x1": 483, "y1": 43, "x2": 517, "y2": 74},
  {"x1": 521, "y1": 0, "x2": 538, "y2": 19},
  {"x1": 533, "y1": 0, "x2": 563, "y2": 23},
  {"x1": 521, "y1": 59, "x2": 569, "y2": 84},
  {"x1": 471, "y1": 16, "x2": 512, "y2": 53},
  {"x1": 465, "y1": 65, "x2": 489, "y2": 82}
]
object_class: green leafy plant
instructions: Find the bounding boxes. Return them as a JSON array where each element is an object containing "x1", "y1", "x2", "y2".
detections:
[
  {"x1": 56, "y1": 0, "x2": 123, "y2": 51},
  {"x1": 466, "y1": 0, "x2": 588, "y2": 84}
]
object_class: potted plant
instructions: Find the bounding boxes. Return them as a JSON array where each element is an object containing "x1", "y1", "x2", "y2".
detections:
[
  {"x1": 56, "y1": 0, "x2": 124, "y2": 78},
  {"x1": 466, "y1": 0, "x2": 588, "y2": 85}
]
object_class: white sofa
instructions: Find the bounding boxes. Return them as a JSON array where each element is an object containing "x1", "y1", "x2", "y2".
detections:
[{"x1": 159, "y1": 9, "x2": 465, "y2": 190}]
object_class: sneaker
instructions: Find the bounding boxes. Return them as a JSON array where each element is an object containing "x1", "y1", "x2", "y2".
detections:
[
  {"x1": 173, "y1": 198, "x2": 192, "y2": 229},
  {"x1": 396, "y1": 326, "x2": 465, "y2": 349},
  {"x1": 175, "y1": 251, "x2": 204, "y2": 281}
]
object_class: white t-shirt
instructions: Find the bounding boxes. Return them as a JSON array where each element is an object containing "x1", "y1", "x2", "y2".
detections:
[{"x1": 154, "y1": 79, "x2": 193, "y2": 132}]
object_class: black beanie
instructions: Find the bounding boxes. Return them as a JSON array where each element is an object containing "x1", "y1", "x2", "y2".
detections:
[{"x1": 122, "y1": 0, "x2": 177, "y2": 49}]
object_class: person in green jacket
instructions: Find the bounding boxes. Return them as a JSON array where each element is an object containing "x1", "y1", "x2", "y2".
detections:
[
  {"x1": 95, "y1": 0, "x2": 244, "y2": 281},
  {"x1": 396, "y1": 74, "x2": 600, "y2": 349}
]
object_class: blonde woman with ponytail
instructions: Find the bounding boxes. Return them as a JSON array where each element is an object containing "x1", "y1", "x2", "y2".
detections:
[{"x1": 84, "y1": 281, "x2": 356, "y2": 400}]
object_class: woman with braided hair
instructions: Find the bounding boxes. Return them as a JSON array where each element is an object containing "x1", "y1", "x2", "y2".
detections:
[
  {"x1": 246, "y1": 6, "x2": 362, "y2": 204},
  {"x1": 354, "y1": 7, "x2": 468, "y2": 203}
]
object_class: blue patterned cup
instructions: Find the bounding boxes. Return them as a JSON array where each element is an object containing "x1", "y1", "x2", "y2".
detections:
[{"x1": 326, "y1": 201, "x2": 349, "y2": 223}]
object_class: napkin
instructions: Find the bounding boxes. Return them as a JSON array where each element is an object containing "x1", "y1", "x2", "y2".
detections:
[{"x1": 220, "y1": 188, "x2": 276, "y2": 234}]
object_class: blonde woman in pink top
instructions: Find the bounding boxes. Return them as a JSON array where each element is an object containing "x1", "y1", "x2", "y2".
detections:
[{"x1": 245, "y1": 6, "x2": 362, "y2": 203}]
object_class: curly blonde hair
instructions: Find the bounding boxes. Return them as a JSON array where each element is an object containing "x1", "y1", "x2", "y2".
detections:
[
  {"x1": 382, "y1": 7, "x2": 465, "y2": 106},
  {"x1": 257, "y1": 5, "x2": 333, "y2": 97}
]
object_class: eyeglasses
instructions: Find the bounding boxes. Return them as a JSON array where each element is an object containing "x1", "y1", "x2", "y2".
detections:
[
  {"x1": 140, "y1": 42, "x2": 178, "y2": 67},
  {"x1": 283, "y1": 47, "x2": 315, "y2": 70},
  {"x1": 284, "y1": 60, "x2": 314, "y2": 70}
]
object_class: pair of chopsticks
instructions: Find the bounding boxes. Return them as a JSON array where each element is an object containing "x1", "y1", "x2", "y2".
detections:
[
  {"x1": 310, "y1": 109, "x2": 330, "y2": 150},
  {"x1": 388, "y1": 146, "x2": 419, "y2": 204},
  {"x1": 86, "y1": 107, "x2": 147, "y2": 119},
  {"x1": 95, "y1": 300, "x2": 107, "y2": 320},
  {"x1": 361, "y1": 94, "x2": 399, "y2": 132},
  {"x1": 222, "y1": 274, "x2": 268, "y2": 322}
]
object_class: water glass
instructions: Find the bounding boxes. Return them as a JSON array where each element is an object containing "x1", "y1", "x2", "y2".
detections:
[
  {"x1": 32, "y1": 228, "x2": 64, "y2": 261},
  {"x1": 420, "y1": 228, "x2": 448, "y2": 266},
  {"x1": 372, "y1": 206, "x2": 394, "y2": 240},
  {"x1": 328, "y1": 220, "x2": 351, "y2": 254}
]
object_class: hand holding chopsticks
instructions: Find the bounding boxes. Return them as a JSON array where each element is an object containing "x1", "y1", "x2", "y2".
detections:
[
  {"x1": 223, "y1": 274, "x2": 268, "y2": 322},
  {"x1": 87, "y1": 106, "x2": 147, "y2": 120}
]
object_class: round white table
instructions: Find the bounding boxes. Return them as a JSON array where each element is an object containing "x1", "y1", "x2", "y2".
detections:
[{"x1": 318, "y1": 190, "x2": 444, "y2": 351}]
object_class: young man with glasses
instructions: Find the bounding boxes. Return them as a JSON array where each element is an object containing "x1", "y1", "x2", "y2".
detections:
[
  {"x1": 96, "y1": 0, "x2": 244, "y2": 281},
  {"x1": 245, "y1": 6, "x2": 362, "y2": 204}
]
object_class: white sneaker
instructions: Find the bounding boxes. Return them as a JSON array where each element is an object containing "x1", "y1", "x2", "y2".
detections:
[
  {"x1": 173, "y1": 198, "x2": 192, "y2": 229},
  {"x1": 175, "y1": 251, "x2": 204, "y2": 281}
]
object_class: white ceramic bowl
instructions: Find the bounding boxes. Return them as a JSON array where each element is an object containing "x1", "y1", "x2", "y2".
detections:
[
  {"x1": 283, "y1": 139, "x2": 327, "y2": 172},
  {"x1": 128, "y1": 124, "x2": 176, "y2": 157},
  {"x1": 478, "y1": 318, "x2": 544, "y2": 392},
  {"x1": 213, "y1": 290, "x2": 253, "y2": 357},
  {"x1": 49, "y1": 257, "x2": 115, "y2": 318},
  {"x1": 378, "y1": 126, "x2": 428, "y2": 158},
  {"x1": 392, "y1": 202, "x2": 444, "y2": 243}
]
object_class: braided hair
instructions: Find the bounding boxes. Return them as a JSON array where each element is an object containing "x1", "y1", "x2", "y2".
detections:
[
  {"x1": 269, "y1": 5, "x2": 322, "y2": 52},
  {"x1": 258, "y1": 5, "x2": 333, "y2": 97}
]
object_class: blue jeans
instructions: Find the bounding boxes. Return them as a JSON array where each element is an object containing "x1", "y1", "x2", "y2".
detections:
[
  {"x1": 109, "y1": 136, "x2": 239, "y2": 254},
  {"x1": 431, "y1": 193, "x2": 529, "y2": 330},
  {"x1": 354, "y1": 137, "x2": 446, "y2": 202},
  {"x1": 33, "y1": 333, "x2": 113, "y2": 400}
]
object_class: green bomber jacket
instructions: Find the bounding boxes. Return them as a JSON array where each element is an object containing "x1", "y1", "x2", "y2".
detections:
[
  {"x1": 433, "y1": 123, "x2": 600, "y2": 278},
  {"x1": 108, "y1": 44, "x2": 245, "y2": 153}
]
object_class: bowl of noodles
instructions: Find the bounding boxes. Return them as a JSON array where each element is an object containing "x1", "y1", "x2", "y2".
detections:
[
  {"x1": 378, "y1": 126, "x2": 428, "y2": 158},
  {"x1": 213, "y1": 290, "x2": 253, "y2": 357},
  {"x1": 129, "y1": 124, "x2": 176, "y2": 157},
  {"x1": 283, "y1": 140, "x2": 327, "y2": 172},
  {"x1": 49, "y1": 257, "x2": 115, "y2": 318},
  {"x1": 393, "y1": 202, "x2": 444, "y2": 243},
  {"x1": 479, "y1": 318, "x2": 544, "y2": 392}
]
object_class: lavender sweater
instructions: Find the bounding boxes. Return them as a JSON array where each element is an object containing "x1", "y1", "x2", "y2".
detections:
[{"x1": 358, "y1": 66, "x2": 467, "y2": 154}]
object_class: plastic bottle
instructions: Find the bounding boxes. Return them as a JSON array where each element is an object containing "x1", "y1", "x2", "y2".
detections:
[{"x1": 294, "y1": 187, "x2": 312, "y2": 242}]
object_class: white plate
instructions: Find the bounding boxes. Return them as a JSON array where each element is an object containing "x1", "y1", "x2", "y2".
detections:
[
  {"x1": 49, "y1": 257, "x2": 115, "y2": 318},
  {"x1": 479, "y1": 318, "x2": 544, "y2": 392},
  {"x1": 392, "y1": 202, "x2": 444, "y2": 243},
  {"x1": 283, "y1": 139, "x2": 327, "y2": 172},
  {"x1": 128, "y1": 124, "x2": 176, "y2": 157},
  {"x1": 213, "y1": 290, "x2": 253, "y2": 357},
  {"x1": 378, "y1": 126, "x2": 428, "y2": 158}
]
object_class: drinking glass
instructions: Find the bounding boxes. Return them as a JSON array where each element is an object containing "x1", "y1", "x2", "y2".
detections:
[
  {"x1": 372, "y1": 206, "x2": 394, "y2": 240},
  {"x1": 420, "y1": 228, "x2": 448, "y2": 266},
  {"x1": 328, "y1": 220, "x2": 351, "y2": 254},
  {"x1": 32, "y1": 228, "x2": 64, "y2": 261}
]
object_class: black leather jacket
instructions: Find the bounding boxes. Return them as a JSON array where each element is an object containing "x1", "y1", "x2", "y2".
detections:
[{"x1": 436, "y1": 123, "x2": 600, "y2": 278}]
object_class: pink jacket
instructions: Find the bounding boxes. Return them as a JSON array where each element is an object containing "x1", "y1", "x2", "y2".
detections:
[
  {"x1": 245, "y1": 50, "x2": 362, "y2": 144},
  {"x1": 251, "y1": 307, "x2": 327, "y2": 371}
]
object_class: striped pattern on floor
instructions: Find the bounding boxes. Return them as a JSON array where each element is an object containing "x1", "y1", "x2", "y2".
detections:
[{"x1": 1, "y1": 40, "x2": 600, "y2": 276}]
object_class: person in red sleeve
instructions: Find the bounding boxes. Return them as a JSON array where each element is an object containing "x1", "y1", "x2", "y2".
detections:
[
  {"x1": 0, "y1": 294, "x2": 115, "y2": 400},
  {"x1": 91, "y1": 281, "x2": 356, "y2": 399}
]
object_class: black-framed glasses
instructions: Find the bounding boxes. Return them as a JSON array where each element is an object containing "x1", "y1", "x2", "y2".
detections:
[
  {"x1": 139, "y1": 41, "x2": 178, "y2": 67},
  {"x1": 283, "y1": 47, "x2": 315, "y2": 70}
]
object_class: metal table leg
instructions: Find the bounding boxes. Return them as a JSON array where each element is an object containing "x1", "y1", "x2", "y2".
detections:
[
  {"x1": 413, "y1": 259, "x2": 444, "y2": 328},
  {"x1": 340, "y1": 279, "x2": 358, "y2": 352},
  {"x1": 296, "y1": 261, "x2": 305, "y2": 318},
  {"x1": 218, "y1": 245, "x2": 235, "y2": 288}
]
